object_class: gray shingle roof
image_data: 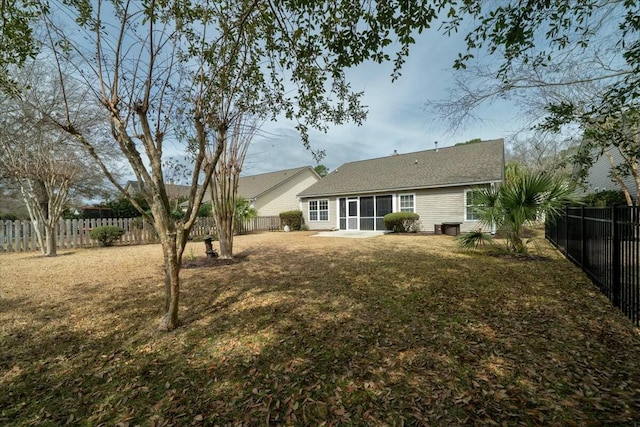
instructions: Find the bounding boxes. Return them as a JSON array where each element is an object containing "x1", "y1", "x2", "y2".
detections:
[
  {"x1": 125, "y1": 180, "x2": 192, "y2": 199},
  {"x1": 238, "y1": 166, "x2": 316, "y2": 199},
  {"x1": 298, "y1": 139, "x2": 504, "y2": 197},
  {"x1": 126, "y1": 167, "x2": 313, "y2": 201}
]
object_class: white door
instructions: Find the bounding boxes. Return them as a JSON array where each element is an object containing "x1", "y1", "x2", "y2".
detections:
[{"x1": 347, "y1": 199, "x2": 358, "y2": 230}]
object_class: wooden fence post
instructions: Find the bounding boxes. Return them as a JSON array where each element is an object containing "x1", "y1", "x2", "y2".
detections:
[
  {"x1": 22, "y1": 220, "x2": 29, "y2": 252},
  {"x1": 13, "y1": 220, "x2": 20, "y2": 252}
]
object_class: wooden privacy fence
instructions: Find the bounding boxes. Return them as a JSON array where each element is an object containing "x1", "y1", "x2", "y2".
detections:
[
  {"x1": 546, "y1": 206, "x2": 640, "y2": 326},
  {"x1": 236, "y1": 216, "x2": 281, "y2": 234},
  {"x1": 0, "y1": 216, "x2": 282, "y2": 253},
  {"x1": 0, "y1": 217, "x2": 215, "y2": 252}
]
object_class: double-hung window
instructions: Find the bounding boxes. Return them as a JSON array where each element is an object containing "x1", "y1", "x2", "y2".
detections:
[
  {"x1": 465, "y1": 189, "x2": 483, "y2": 221},
  {"x1": 309, "y1": 199, "x2": 329, "y2": 221},
  {"x1": 399, "y1": 194, "x2": 415, "y2": 213}
]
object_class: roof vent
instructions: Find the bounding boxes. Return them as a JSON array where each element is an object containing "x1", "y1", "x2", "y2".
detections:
[
  {"x1": 393, "y1": 149, "x2": 398, "y2": 155},
  {"x1": 434, "y1": 141, "x2": 438, "y2": 152}
]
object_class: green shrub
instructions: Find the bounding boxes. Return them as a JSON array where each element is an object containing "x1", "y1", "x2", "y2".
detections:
[
  {"x1": 457, "y1": 229, "x2": 494, "y2": 249},
  {"x1": 197, "y1": 202, "x2": 212, "y2": 217},
  {"x1": 279, "y1": 210, "x2": 303, "y2": 231},
  {"x1": 90, "y1": 226, "x2": 126, "y2": 247},
  {"x1": 1, "y1": 213, "x2": 18, "y2": 221},
  {"x1": 383, "y1": 212, "x2": 420, "y2": 232},
  {"x1": 107, "y1": 194, "x2": 150, "y2": 218},
  {"x1": 581, "y1": 190, "x2": 627, "y2": 207},
  {"x1": 171, "y1": 209, "x2": 185, "y2": 220}
]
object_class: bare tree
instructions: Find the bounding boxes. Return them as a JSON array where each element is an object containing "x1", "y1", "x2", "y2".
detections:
[
  {"x1": 0, "y1": 61, "x2": 111, "y2": 256},
  {"x1": 427, "y1": 52, "x2": 628, "y2": 133},
  {"x1": 427, "y1": 1, "x2": 636, "y2": 178},
  {"x1": 506, "y1": 133, "x2": 576, "y2": 176},
  {"x1": 1, "y1": 133, "x2": 78, "y2": 255},
  {"x1": 208, "y1": 113, "x2": 259, "y2": 259}
]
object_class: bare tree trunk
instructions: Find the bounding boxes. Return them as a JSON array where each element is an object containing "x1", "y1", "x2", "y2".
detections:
[
  {"x1": 156, "y1": 217, "x2": 181, "y2": 330},
  {"x1": 160, "y1": 248, "x2": 181, "y2": 331},
  {"x1": 22, "y1": 201, "x2": 45, "y2": 255},
  {"x1": 211, "y1": 186, "x2": 235, "y2": 259},
  {"x1": 217, "y1": 215, "x2": 233, "y2": 259},
  {"x1": 33, "y1": 220, "x2": 45, "y2": 255},
  {"x1": 44, "y1": 222, "x2": 57, "y2": 256}
]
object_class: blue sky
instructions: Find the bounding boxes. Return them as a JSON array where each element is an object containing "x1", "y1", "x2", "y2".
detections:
[{"x1": 242, "y1": 27, "x2": 522, "y2": 176}]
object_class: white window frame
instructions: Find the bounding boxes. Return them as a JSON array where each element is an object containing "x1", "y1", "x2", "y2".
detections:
[
  {"x1": 464, "y1": 189, "x2": 483, "y2": 221},
  {"x1": 398, "y1": 193, "x2": 415, "y2": 213},
  {"x1": 308, "y1": 199, "x2": 329, "y2": 222}
]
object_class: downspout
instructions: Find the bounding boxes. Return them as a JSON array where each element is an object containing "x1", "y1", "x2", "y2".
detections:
[{"x1": 490, "y1": 181, "x2": 498, "y2": 235}]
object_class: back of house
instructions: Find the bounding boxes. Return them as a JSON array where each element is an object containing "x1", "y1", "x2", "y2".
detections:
[{"x1": 297, "y1": 139, "x2": 505, "y2": 233}]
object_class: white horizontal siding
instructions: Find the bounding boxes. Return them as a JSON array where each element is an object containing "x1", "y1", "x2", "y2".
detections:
[
  {"x1": 301, "y1": 198, "x2": 337, "y2": 230},
  {"x1": 415, "y1": 186, "x2": 482, "y2": 233},
  {"x1": 584, "y1": 149, "x2": 638, "y2": 200}
]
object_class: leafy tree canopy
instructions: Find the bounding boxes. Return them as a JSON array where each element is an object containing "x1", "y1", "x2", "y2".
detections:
[
  {"x1": 455, "y1": 138, "x2": 482, "y2": 146},
  {"x1": 106, "y1": 194, "x2": 151, "y2": 219},
  {"x1": 314, "y1": 164, "x2": 329, "y2": 177}
]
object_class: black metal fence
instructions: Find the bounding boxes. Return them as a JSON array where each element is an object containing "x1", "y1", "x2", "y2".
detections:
[{"x1": 546, "y1": 206, "x2": 640, "y2": 325}]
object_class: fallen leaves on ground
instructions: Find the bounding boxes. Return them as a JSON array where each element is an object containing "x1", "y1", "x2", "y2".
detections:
[{"x1": 1, "y1": 230, "x2": 639, "y2": 425}]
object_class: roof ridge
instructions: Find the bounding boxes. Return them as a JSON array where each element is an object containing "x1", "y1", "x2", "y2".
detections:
[
  {"x1": 240, "y1": 165, "x2": 311, "y2": 179},
  {"x1": 298, "y1": 139, "x2": 504, "y2": 198},
  {"x1": 337, "y1": 139, "x2": 503, "y2": 167}
]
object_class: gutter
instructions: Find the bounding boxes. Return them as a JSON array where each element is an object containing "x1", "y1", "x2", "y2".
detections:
[{"x1": 297, "y1": 179, "x2": 504, "y2": 199}]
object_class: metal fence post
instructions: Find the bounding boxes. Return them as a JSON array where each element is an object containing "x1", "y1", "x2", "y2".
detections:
[
  {"x1": 612, "y1": 206, "x2": 621, "y2": 308},
  {"x1": 564, "y1": 207, "x2": 569, "y2": 253},
  {"x1": 581, "y1": 206, "x2": 586, "y2": 265}
]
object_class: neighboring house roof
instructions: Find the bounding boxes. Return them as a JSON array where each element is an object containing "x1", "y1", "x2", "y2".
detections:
[
  {"x1": 125, "y1": 180, "x2": 192, "y2": 199},
  {"x1": 298, "y1": 139, "x2": 505, "y2": 197},
  {"x1": 176, "y1": 166, "x2": 319, "y2": 208},
  {"x1": 124, "y1": 180, "x2": 142, "y2": 193},
  {"x1": 237, "y1": 166, "x2": 319, "y2": 200}
]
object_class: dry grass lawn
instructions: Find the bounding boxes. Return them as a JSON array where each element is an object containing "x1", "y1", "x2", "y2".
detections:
[{"x1": 1, "y1": 231, "x2": 639, "y2": 426}]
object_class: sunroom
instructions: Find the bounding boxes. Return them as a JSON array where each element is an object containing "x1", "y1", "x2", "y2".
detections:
[{"x1": 336, "y1": 194, "x2": 412, "y2": 231}]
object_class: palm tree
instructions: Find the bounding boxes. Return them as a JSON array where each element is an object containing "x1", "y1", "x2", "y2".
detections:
[
  {"x1": 459, "y1": 169, "x2": 576, "y2": 253},
  {"x1": 234, "y1": 196, "x2": 257, "y2": 233}
]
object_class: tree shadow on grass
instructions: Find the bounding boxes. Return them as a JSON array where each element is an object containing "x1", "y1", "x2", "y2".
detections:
[{"x1": 1, "y1": 237, "x2": 640, "y2": 425}]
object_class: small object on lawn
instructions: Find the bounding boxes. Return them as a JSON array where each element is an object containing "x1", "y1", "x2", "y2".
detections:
[
  {"x1": 441, "y1": 222, "x2": 462, "y2": 236},
  {"x1": 284, "y1": 225, "x2": 290, "y2": 232},
  {"x1": 203, "y1": 235, "x2": 218, "y2": 258}
]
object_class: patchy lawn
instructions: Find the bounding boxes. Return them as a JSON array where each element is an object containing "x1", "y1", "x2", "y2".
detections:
[{"x1": 1, "y1": 231, "x2": 639, "y2": 426}]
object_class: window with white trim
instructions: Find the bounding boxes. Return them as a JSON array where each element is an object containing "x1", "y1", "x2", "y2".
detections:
[
  {"x1": 309, "y1": 199, "x2": 329, "y2": 221},
  {"x1": 465, "y1": 189, "x2": 483, "y2": 221},
  {"x1": 399, "y1": 194, "x2": 415, "y2": 213}
]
